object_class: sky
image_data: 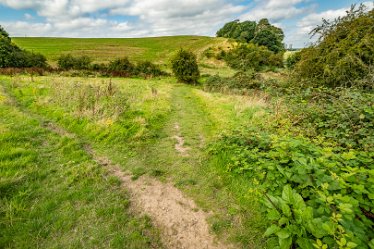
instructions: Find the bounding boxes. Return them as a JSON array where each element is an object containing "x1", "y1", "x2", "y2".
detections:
[{"x1": 0, "y1": 0, "x2": 372, "y2": 47}]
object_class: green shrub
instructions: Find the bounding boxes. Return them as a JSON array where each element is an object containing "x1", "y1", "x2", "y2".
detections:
[
  {"x1": 224, "y1": 43, "x2": 282, "y2": 71},
  {"x1": 285, "y1": 52, "x2": 301, "y2": 69},
  {"x1": 135, "y1": 61, "x2": 166, "y2": 77},
  {"x1": 204, "y1": 70, "x2": 263, "y2": 93},
  {"x1": 57, "y1": 54, "x2": 92, "y2": 70},
  {"x1": 171, "y1": 49, "x2": 200, "y2": 84},
  {"x1": 294, "y1": 5, "x2": 374, "y2": 88},
  {"x1": 108, "y1": 57, "x2": 135, "y2": 76}
]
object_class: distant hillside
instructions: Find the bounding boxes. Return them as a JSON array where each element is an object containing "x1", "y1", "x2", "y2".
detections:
[{"x1": 12, "y1": 36, "x2": 227, "y2": 65}]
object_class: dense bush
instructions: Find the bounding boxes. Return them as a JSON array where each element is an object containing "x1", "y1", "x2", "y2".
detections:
[
  {"x1": 285, "y1": 52, "x2": 301, "y2": 69},
  {"x1": 108, "y1": 57, "x2": 135, "y2": 75},
  {"x1": 57, "y1": 54, "x2": 92, "y2": 70},
  {"x1": 135, "y1": 61, "x2": 166, "y2": 78},
  {"x1": 224, "y1": 43, "x2": 283, "y2": 71},
  {"x1": 204, "y1": 70, "x2": 264, "y2": 93},
  {"x1": 0, "y1": 26, "x2": 47, "y2": 68},
  {"x1": 171, "y1": 49, "x2": 200, "y2": 84},
  {"x1": 294, "y1": 5, "x2": 374, "y2": 88}
]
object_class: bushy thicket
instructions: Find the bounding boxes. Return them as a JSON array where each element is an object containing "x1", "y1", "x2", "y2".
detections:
[
  {"x1": 57, "y1": 54, "x2": 91, "y2": 70},
  {"x1": 204, "y1": 70, "x2": 264, "y2": 93},
  {"x1": 217, "y1": 19, "x2": 285, "y2": 53},
  {"x1": 224, "y1": 43, "x2": 283, "y2": 71},
  {"x1": 56, "y1": 54, "x2": 166, "y2": 78},
  {"x1": 171, "y1": 49, "x2": 200, "y2": 84},
  {"x1": 0, "y1": 25, "x2": 47, "y2": 68},
  {"x1": 293, "y1": 5, "x2": 374, "y2": 88},
  {"x1": 285, "y1": 52, "x2": 301, "y2": 69}
]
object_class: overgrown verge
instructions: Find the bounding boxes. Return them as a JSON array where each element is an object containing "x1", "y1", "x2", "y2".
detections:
[
  {"x1": 209, "y1": 129, "x2": 373, "y2": 248},
  {"x1": 0, "y1": 87, "x2": 163, "y2": 249}
]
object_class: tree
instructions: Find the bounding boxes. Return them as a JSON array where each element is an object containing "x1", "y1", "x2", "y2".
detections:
[
  {"x1": 217, "y1": 19, "x2": 285, "y2": 53},
  {"x1": 171, "y1": 49, "x2": 200, "y2": 84},
  {"x1": 252, "y1": 29, "x2": 284, "y2": 53}
]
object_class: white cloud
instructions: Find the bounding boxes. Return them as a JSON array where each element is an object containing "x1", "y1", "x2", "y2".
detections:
[
  {"x1": 24, "y1": 13, "x2": 33, "y2": 20},
  {"x1": 240, "y1": 0, "x2": 313, "y2": 22}
]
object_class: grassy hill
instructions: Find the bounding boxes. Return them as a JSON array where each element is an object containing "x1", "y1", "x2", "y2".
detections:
[{"x1": 12, "y1": 36, "x2": 228, "y2": 65}]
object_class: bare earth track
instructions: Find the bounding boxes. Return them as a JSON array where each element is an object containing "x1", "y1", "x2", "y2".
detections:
[{"x1": 44, "y1": 122, "x2": 228, "y2": 249}]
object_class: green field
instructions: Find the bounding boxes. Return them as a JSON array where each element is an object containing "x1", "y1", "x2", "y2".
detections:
[{"x1": 13, "y1": 36, "x2": 228, "y2": 64}]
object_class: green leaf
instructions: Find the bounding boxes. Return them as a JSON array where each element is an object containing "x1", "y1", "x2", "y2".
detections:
[
  {"x1": 279, "y1": 217, "x2": 289, "y2": 226},
  {"x1": 276, "y1": 229, "x2": 291, "y2": 239},
  {"x1": 279, "y1": 236, "x2": 293, "y2": 249},
  {"x1": 347, "y1": 242, "x2": 358, "y2": 248},
  {"x1": 264, "y1": 224, "x2": 280, "y2": 237},
  {"x1": 267, "y1": 209, "x2": 281, "y2": 220},
  {"x1": 297, "y1": 238, "x2": 314, "y2": 249},
  {"x1": 282, "y1": 185, "x2": 293, "y2": 203},
  {"x1": 281, "y1": 202, "x2": 292, "y2": 217},
  {"x1": 293, "y1": 193, "x2": 305, "y2": 209}
]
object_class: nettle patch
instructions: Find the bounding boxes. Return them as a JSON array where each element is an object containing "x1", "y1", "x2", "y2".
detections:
[{"x1": 209, "y1": 132, "x2": 374, "y2": 249}]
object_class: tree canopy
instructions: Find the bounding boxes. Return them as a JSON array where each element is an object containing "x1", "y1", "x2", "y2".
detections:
[{"x1": 216, "y1": 18, "x2": 284, "y2": 53}]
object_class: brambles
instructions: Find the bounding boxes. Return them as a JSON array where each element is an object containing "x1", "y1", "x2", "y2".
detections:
[
  {"x1": 210, "y1": 129, "x2": 374, "y2": 248},
  {"x1": 171, "y1": 49, "x2": 200, "y2": 84}
]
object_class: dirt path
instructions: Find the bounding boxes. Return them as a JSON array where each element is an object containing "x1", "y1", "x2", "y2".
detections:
[{"x1": 42, "y1": 122, "x2": 228, "y2": 249}]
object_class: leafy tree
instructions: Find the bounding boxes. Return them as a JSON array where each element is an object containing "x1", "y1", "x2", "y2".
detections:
[
  {"x1": 253, "y1": 29, "x2": 284, "y2": 53},
  {"x1": 294, "y1": 4, "x2": 374, "y2": 88},
  {"x1": 217, "y1": 19, "x2": 285, "y2": 52},
  {"x1": 171, "y1": 49, "x2": 200, "y2": 84}
]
